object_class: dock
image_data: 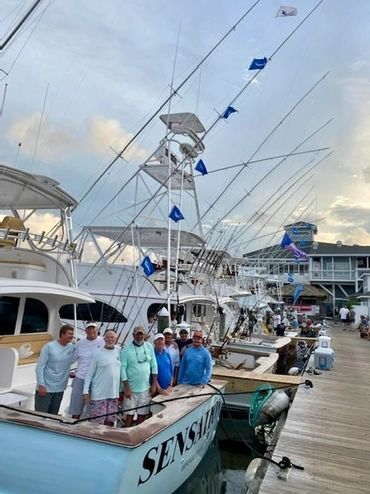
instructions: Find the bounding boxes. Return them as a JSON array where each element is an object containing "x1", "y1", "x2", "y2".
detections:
[{"x1": 258, "y1": 327, "x2": 370, "y2": 494}]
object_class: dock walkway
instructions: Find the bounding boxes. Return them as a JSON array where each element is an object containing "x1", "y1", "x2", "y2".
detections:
[{"x1": 258, "y1": 326, "x2": 370, "y2": 494}]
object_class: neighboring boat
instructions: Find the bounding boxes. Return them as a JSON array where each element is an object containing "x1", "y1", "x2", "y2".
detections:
[
  {"x1": 0, "y1": 380, "x2": 226, "y2": 494},
  {"x1": 213, "y1": 333, "x2": 292, "y2": 376}
]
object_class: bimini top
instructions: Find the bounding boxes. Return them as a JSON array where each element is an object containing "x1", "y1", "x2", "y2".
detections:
[
  {"x1": 0, "y1": 279, "x2": 95, "y2": 305},
  {"x1": 84, "y1": 226, "x2": 205, "y2": 249},
  {"x1": 0, "y1": 165, "x2": 78, "y2": 209}
]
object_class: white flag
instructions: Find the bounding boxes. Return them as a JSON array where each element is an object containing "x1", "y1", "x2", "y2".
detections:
[{"x1": 276, "y1": 6, "x2": 298, "y2": 17}]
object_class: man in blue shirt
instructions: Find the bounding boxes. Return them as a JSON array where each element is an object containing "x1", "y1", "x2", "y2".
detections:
[
  {"x1": 178, "y1": 330, "x2": 212, "y2": 385},
  {"x1": 153, "y1": 333, "x2": 173, "y2": 395},
  {"x1": 35, "y1": 325, "x2": 75, "y2": 415}
]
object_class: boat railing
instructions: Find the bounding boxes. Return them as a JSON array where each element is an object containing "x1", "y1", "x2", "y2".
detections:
[{"x1": 0, "y1": 227, "x2": 79, "y2": 258}]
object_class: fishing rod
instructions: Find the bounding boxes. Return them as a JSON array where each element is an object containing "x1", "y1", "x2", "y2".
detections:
[
  {"x1": 246, "y1": 192, "x2": 318, "y2": 272},
  {"x1": 78, "y1": 0, "x2": 263, "y2": 205},
  {"x1": 79, "y1": 1, "x2": 325, "y2": 285},
  {"x1": 233, "y1": 151, "x2": 334, "y2": 258},
  {"x1": 228, "y1": 150, "x2": 334, "y2": 251},
  {"x1": 201, "y1": 149, "x2": 322, "y2": 260},
  {"x1": 204, "y1": 117, "x2": 334, "y2": 239},
  {"x1": 192, "y1": 69, "x2": 330, "y2": 231},
  {"x1": 0, "y1": 0, "x2": 44, "y2": 51},
  {"x1": 193, "y1": 147, "x2": 329, "y2": 177}
]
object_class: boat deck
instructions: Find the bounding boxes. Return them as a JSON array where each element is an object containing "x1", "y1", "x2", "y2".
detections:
[
  {"x1": 258, "y1": 326, "x2": 370, "y2": 494},
  {"x1": 0, "y1": 380, "x2": 226, "y2": 448}
]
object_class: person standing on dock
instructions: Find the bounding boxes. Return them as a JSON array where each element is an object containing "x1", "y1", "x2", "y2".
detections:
[
  {"x1": 178, "y1": 330, "x2": 212, "y2": 386},
  {"x1": 35, "y1": 325, "x2": 75, "y2": 415},
  {"x1": 120, "y1": 326, "x2": 158, "y2": 426},
  {"x1": 83, "y1": 330, "x2": 121, "y2": 426},
  {"x1": 68, "y1": 322, "x2": 103, "y2": 419},
  {"x1": 339, "y1": 306, "x2": 349, "y2": 330}
]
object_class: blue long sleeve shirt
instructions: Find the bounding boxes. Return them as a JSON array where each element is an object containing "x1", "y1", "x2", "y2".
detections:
[
  {"x1": 35, "y1": 341, "x2": 75, "y2": 392},
  {"x1": 178, "y1": 346, "x2": 212, "y2": 385}
]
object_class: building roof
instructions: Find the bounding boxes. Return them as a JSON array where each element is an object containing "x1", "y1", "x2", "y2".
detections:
[
  {"x1": 244, "y1": 241, "x2": 370, "y2": 260},
  {"x1": 281, "y1": 284, "x2": 328, "y2": 299},
  {"x1": 284, "y1": 221, "x2": 318, "y2": 234}
]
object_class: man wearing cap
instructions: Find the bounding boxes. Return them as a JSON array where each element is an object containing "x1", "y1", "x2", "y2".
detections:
[
  {"x1": 178, "y1": 330, "x2": 212, "y2": 386},
  {"x1": 163, "y1": 328, "x2": 180, "y2": 384},
  {"x1": 68, "y1": 322, "x2": 104, "y2": 419},
  {"x1": 176, "y1": 326, "x2": 193, "y2": 360},
  {"x1": 153, "y1": 333, "x2": 173, "y2": 395},
  {"x1": 120, "y1": 326, "x2": 158, "y2": 426},
  {"x1": 83, "y1": 330, "x2": 121, "y2": 426}
]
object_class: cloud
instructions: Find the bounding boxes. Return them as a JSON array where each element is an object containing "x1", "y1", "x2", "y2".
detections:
[
  {"x1": 5, "y1": 113, "x2": 148, "y2": 164},
  {"x1": 350, "y1": 60, "x2": 370, "y2": 72},
  {"x1": 363, "y1": 166, "x2": 370, "y2": 183},
  {"x1": 5, "y1": 114, "x2": 79, "y2": 161},
  {"x1": 87, "y1": 115, "x2": 148, "y2": 161},
  {"x1": 316, "y1": 195, "x2": 370, "y2": 245}
]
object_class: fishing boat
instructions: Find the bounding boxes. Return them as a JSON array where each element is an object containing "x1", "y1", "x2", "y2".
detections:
[
  {"x1": 0, "y1": 380, "x2": 226, "y2": 494},
  {"x1": 0, "y1": 165, "x2": 96, "y2": 407}
]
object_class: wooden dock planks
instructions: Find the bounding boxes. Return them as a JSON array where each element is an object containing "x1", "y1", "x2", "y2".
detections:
[{"x1": 258, "y1": 327, "x2": 370, "y2": 494}]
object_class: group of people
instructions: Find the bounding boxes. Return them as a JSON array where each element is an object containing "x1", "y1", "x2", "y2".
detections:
[{"x1": 35, "y1": 322, "x2": 212, "y2": 427}]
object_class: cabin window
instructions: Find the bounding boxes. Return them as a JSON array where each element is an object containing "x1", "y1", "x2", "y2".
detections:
[
  {"x1": 20, "y1": 298, "x2": 48, "y2": 333},
  {"x1": 0, "y1": 296, "x2": 20, "y2": 335}
]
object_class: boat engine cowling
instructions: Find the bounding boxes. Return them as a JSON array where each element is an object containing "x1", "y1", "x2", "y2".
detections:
[{"x1": 258, "y1": 390, "x2": 290, "y2": 424}]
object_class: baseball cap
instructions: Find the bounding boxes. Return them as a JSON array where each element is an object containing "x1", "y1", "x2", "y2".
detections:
[
  {"x1": 153, "y1": 333, "x2": 165, "y2": 341},
  {"x1": 133, "y1": 326, "x2": 146, "y2": 335},
  {"x1": 85, "y1": 322, "x2": 98, "y2": 330},
  {"x1": 162, "y1": 328, "x2": 173, "y2": 335}
]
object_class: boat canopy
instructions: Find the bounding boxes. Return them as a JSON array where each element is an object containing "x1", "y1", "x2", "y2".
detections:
[
  {"x1": 83, "y1": 226, "x2": 205, "y2": 249},
  {"x1": 0, "y1": 165, "x2": 78, "y2": 210},
  {"x1": 0, "y1": 279, "x2": 94, "y2": 305}
]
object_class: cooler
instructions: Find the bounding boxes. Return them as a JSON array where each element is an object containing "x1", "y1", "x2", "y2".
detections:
[
  {"x1": 318, "y1": 336, "x2": 331, "y2": 349},
  {"x1": 314, "y1": 347, "x2": 335, "y2": 370}
]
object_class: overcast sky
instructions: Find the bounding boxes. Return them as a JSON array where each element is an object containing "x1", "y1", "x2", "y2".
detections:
[{"x1": 1, "y1": 0, "x2": 370, "y2": 254}]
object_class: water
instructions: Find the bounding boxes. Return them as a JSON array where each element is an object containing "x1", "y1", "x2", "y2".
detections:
[{"x1": 175, "y1": 413, "x2": 265, "y2": 494}]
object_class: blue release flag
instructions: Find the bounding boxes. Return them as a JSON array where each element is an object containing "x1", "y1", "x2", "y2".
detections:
[
  {"x1": 293, "y1": 284, "x2": 304, "y2": 305},
  {"x1": 287, "y1": 272, "x2": 294, "y2": 283},
  {"x1": 169, "y1": 205, "x2": 185, "y2": 222},
  {"x1": 195, "y1": 159, "x2": 208, "y2": 175},
  {"x1": 249, "y1": 57, "x2": 267, "y2": 70},
  {"x1": 222, "y1": 106, "x2": 238, "y2": 119},
  {"x1": 141, "y1": 256, "x2": 155, "y2": 277}
]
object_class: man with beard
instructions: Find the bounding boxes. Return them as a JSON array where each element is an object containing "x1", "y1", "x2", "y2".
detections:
[
  {"x1": 178, "y1": 329, "x2": 212, "y2": 386},
  {"x1": 83, "y1": 330, "x2": 121, "y2": 426},
  {"x1": 120, "y1": 326, "x2": 158, "y2": 426}
]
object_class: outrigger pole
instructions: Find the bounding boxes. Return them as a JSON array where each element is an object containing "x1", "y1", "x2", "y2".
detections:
[
  {"x1": 79, "y1": 0, "x2": 325, "y2": 285},
  {"x1": 78, "y1": 0, "x2": 263, "y2": 205}
]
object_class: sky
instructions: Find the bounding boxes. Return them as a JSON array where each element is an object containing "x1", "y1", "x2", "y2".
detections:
[{"x1": 1, "y1": 0, "x2": 370, "y2": 255}]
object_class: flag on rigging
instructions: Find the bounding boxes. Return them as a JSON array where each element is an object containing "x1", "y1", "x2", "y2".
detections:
[
  {"x1": 141, "y1": 256, "x2": 155, "y2": 277},
  {"x1": 280, "y1": 232, "x2": 308, "y2": 260},
  {"x1": 287, "y1": 272, "x2": 294, "y2": 283},
  {"x1": 195, "y1": 159, "x2": 208, "y2": 175},
  {"x1": 276, "y1": 6, "x2": 298, "y2": 17},
  {"x1": 293, "y1": 284, "x2": 304, "y2": 305},
  {"x1": 248, "y1": 57, "x2": 267, "y2": 70},
  {"x1": 169, "y1": 205, "x2": 185, "y2": 222},
  {"x1": 222, "y1": 106, "x2": 238, "y2": 119}
]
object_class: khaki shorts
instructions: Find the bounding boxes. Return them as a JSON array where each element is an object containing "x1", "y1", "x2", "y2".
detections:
[{"x1": 123, "y1": 389, "x2": 151, "y2": 416}]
